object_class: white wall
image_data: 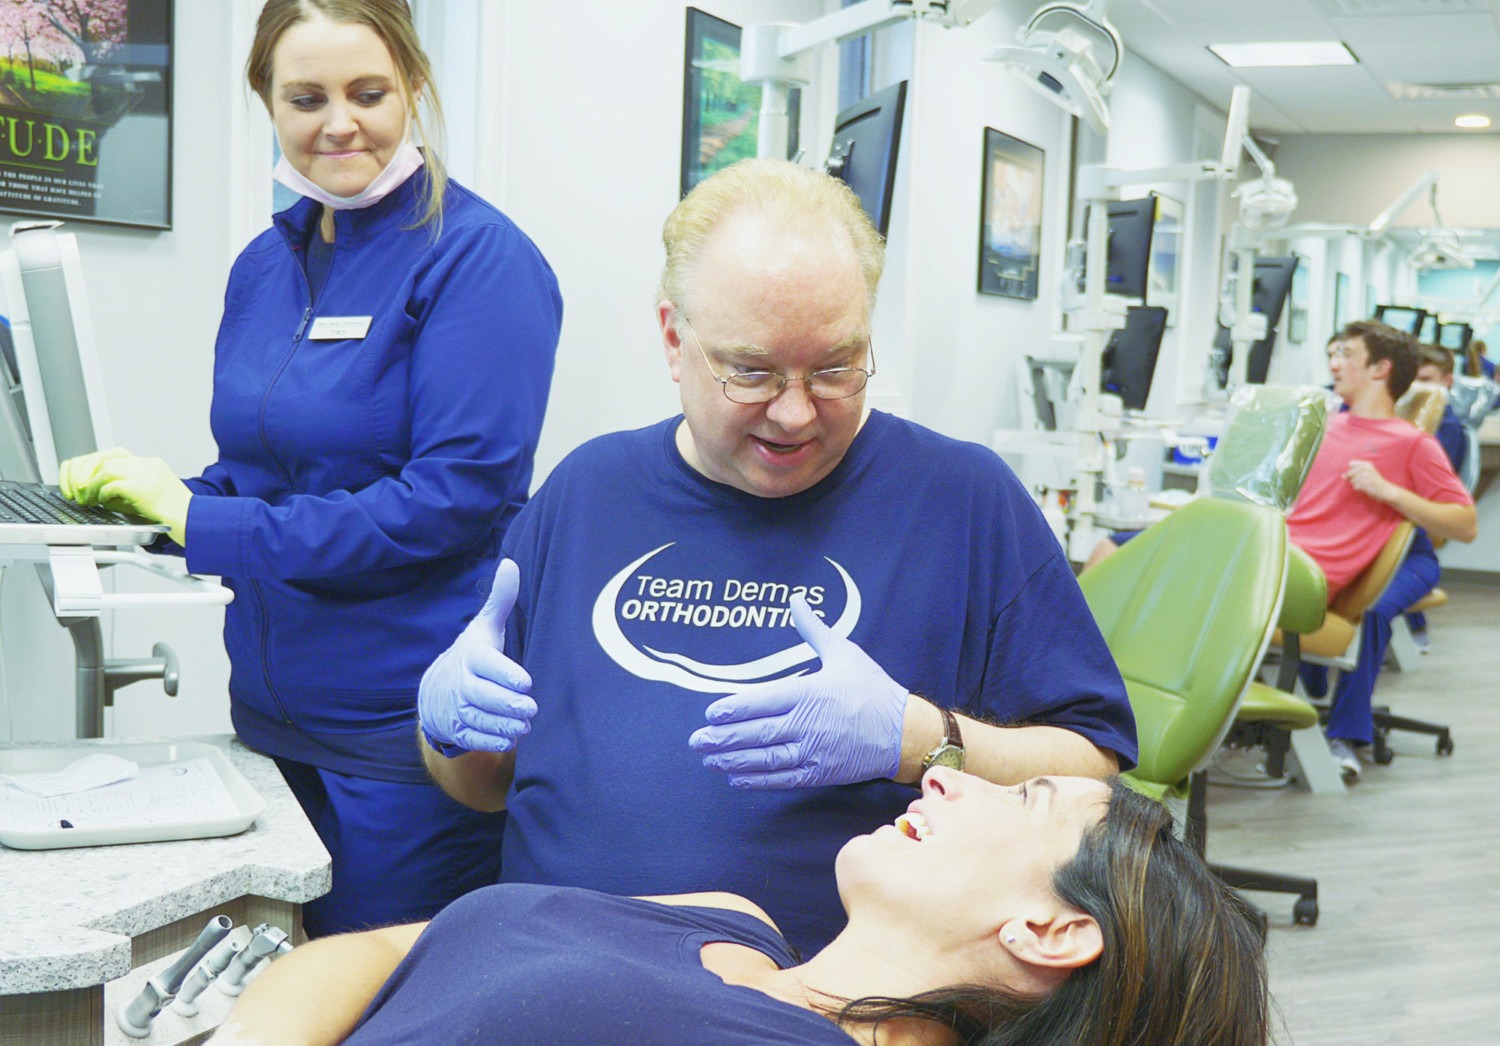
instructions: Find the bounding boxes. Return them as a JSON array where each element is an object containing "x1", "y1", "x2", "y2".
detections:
[{"x1": 1273, "y1": 134, "x2": 1500, "y2": 232}]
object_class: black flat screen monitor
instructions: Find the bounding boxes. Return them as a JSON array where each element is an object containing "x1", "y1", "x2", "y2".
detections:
[
  {"x1": 1418, "y1": 313, "x2": 1439, "y2": 343},
  {"x1": 1101, "y1": 305, "x2": 1168, "y2": 410},
  {"x1": 1373, "y1": 304, "x2": 1426, "y2": 335},
  {"x1": 1088, "y1": 196, "x2": 1156, "y2": 299},
  {"x1": 825, "y1": 80, "x2": 907, "y2": 238},
  {"x1": 1438, "y1": 321, "x2": 1473, "y2": 352},
  {"x1": 1211, "y1": 256, "x2": 1300, "y2": 386}
]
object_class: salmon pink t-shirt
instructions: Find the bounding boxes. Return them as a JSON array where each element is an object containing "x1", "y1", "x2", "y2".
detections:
[{"x1": 1286, "y1": 412, "x2": 1472, "y2": 600}]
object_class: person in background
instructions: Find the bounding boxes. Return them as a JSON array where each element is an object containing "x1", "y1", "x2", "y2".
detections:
[
  {"x1": 1291, "y1": 322, "x2": 1474, "y2": 778},
  {"x1": 212, "y1": 770, "x2": 1270, "y2": 1046},
  {"x1": 1415, "y1": 342, "x2": 1467, "y2": 475},
  {"x1": 1462, "y1": 336, "x2": 1494, "y2": 381},
  {"x1": 417, "y1": 158, "x2": 1136, "y2": 955},
  {"x1": 1392, "y1": 343, "x2": 1467, "y2": 653},
  {"x1": 62, "y1": 0, "x2": 561, "y2": 937}
]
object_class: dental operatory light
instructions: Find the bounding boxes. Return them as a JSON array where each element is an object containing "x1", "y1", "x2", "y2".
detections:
[
  {"x1": 1410, "y1": 229, "x2": 1476, "y2": 270},
  {"x1": 1234, "y1": 176, "x2": 1299, "y2": 231},
  {"x1": 1407, "y1": 183, "x2": 1475, "y2": 270},
  {"x1": 985, "y1": 0, "x2": 1122, "y2": 135}
]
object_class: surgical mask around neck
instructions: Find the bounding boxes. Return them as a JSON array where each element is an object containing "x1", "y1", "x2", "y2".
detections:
[{"x1": 273, "y1": 138, "x2": 425, "y2": 212}]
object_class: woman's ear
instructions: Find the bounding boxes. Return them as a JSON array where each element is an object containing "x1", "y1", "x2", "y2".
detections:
[{"x1": 998, "y1": 909, "x2": 1102, "y2": 971}]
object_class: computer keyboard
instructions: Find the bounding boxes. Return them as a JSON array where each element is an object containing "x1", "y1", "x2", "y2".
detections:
[{"x1": 0, "y1": 483, "x2": 132, "y2": 526}]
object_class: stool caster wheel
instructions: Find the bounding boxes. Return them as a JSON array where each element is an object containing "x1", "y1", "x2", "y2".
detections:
[
  {"x1": 1437, "y1": 735, "x2": 1454, "y2": 756},
  {"x1": 1374, "y1": 745, "x2": 1394, "y2": 766},
  {"x1": 1293, "y1": 898, "x2": 1318, "y2": 926}
]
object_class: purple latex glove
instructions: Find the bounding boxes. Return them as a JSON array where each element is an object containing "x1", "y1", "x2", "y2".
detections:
[
  {"x1": 418, "y1": 558, "x2": 535, "y2": 754},
  {"x1": 688, "y1": 594, "x2": 909, "y2": 789}
]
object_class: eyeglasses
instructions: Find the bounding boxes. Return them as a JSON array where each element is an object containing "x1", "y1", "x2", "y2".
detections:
[{"x1": 678, "y1": 313, "x2": 875, "y2": 404}]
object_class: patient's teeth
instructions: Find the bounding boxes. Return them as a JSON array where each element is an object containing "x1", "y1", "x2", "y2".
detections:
[{"x1": 894, "y1": 812, "x2": 931, "y2": 840}]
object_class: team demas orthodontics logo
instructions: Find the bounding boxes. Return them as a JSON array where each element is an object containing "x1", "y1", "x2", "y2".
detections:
[{"x1": 591, "y1": 544, "x2": 863, "y2": 693}]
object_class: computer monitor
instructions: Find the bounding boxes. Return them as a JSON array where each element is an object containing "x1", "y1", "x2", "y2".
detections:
[
  {"x1": 1085, "y1": 196, "x2": 1157, "y2": 300},
  {"x1": 1101, "y1": 305, "x2": 1168, "y2": 410},
  {"x1": 1210, "y1": 256, "x2": 1300, "y2": 386},
  {"x1": 1438, "y1": 321, "x2": 1473, "y2": 352},
  {"x1": 1418, "y1": 313, "x2": 1439, "y2": 344},
  {"x1": 1249, "y1": 256, "x2": 1297, "y2": 329},
  {"x1": 1373, "y1": 304, "x2": 1426, "y2": 335},
  {"x1": 825, "y1": 80, "x2": 907, "y2": 238},
  {"x1": 0, "y1": 221, "x2": 114, "y2": 483}
]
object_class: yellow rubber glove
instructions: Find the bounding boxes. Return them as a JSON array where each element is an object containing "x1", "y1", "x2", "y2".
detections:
[
  {"x1": 67, "y1": 453, "x2": 192, "y2": 546},
  {"x1": 58, "y1": 447, "x2": 133, "y2": 502}
]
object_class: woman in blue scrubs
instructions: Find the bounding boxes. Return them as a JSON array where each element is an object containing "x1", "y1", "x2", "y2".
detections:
[{"x1": 62, "y1": 0, "x2": 561, "y2": 937}]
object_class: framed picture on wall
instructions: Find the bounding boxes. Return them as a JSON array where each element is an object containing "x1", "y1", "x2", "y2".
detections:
[
  {"x1": 0, "y1": 0, "x2": 173, "y2": 229},
  {"x1": 1288, "y1": 259, "x2": 1309, "y2": 344},
  {"x1": 680, "y1": 8, "x2": 799, "y2": 198},
  {"x1": 978, "y1": 127, "x2": 1043, "y2": 299},
  {"x1": 1334, "y1": 272, "x2": 1352, "y2": 334},
  {"x1": 1146, "y1": 194, "x2": 1182, "y2": 318}
]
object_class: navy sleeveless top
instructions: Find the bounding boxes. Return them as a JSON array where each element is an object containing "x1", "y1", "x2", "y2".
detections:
[{"x1": 346, "y1": 883, "x2": 856, "y2": 1044}]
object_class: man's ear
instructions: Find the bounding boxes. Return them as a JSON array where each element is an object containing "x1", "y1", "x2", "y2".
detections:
[
  {"x1": 659, "y1": 302, "x2": 684, "y2": 382},
  {"x1": 998, "y1": 910, "x2": 1103, "y2": 971}
]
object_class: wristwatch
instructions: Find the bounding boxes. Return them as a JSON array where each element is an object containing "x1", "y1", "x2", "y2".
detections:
[{"x1": 921, "y1": 706, "x2": 966, "y2": 772}]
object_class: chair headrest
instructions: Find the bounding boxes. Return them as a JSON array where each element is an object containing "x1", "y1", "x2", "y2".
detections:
[
  {"x1": 1396, "y1": 381, "x2": 1448, "y2": 435},
  {"x1": 1203, "y1": 384, "x2": 1329, "y2": 511},
  {"x1": 1448, "y1": 375, "x2": 1496, "y2": 429}
]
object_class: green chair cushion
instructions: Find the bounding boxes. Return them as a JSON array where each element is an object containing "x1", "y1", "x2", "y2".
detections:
[
  {"x1": 1236, "y1": 681, "x2": 1319, "y2": 730},
  {"x1": 1080, "y1": 498, "x2": 1287, "y2": 793}
]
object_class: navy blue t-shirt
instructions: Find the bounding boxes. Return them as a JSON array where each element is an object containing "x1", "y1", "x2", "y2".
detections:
[
  {"x1": 497, "y1": 411, "x2": 1135, "y2": 953},
  {"x1": 346, "y1": 885, "x2": 854, "y2": 1044}
]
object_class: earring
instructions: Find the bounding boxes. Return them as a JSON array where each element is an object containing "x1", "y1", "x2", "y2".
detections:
[{"x1": 1005, "y1": 934, "x2": 1017, "y2": 944}]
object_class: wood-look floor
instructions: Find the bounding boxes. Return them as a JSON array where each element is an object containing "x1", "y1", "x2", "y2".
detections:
[{"x1": 1203, "y1": 574, "x2": 1500, "y2": 1046}]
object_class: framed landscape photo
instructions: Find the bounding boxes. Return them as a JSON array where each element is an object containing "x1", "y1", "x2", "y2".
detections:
[
  {"x1": 978, "y1": 127, "x2": 1043, "y2": 299},
  {"x1": 680, "y1": 8, "x2": 799, "y2": 198},
  {"x1": 0, "y1": 0, "x2": 173, "y2": 229}
]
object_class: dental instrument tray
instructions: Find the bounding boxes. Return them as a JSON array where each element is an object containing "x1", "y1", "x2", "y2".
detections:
[{"x1": 0, "y1": 741, "x2": 264, "y2": 850}]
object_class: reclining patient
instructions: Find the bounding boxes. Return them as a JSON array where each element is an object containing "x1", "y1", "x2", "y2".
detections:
[{"x1": 213, "y1": 768, "x2": 1268, "y2": 1045}]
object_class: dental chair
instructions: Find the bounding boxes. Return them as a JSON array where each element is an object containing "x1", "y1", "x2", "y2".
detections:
[{"x1": 1077, "y1": 497, "x2": 1317, "y2": 923}]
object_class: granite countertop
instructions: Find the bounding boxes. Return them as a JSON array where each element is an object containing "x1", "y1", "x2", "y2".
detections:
[{"x1": 0, "y1": 735, "x2": 330, "y2": 995}]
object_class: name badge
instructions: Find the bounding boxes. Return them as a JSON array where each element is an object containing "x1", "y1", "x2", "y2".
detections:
[{"x1": 308, "y1": 316, "x2": 373, "y2": 340}]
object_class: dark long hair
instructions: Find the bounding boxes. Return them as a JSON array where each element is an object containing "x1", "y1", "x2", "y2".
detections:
[{"x1": 837, "y1": 781, "x2": 1270, "y2": 1046}]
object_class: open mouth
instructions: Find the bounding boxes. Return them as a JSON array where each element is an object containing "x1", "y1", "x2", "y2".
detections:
[
  {"x1": 753, "y1": 435, "x2": 805, "y2": 455},
  {"x1": 893, "y1": 811, "x2": 932, "y2": 841}
]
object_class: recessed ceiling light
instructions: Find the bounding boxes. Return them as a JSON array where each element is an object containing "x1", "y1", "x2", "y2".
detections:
[
  {"x1": 1208, "y1": 41, "x2": 1358, "y2": 68},
  {"x1": 1455, "y1": 114, "x2": 1491, "y2": 128}
]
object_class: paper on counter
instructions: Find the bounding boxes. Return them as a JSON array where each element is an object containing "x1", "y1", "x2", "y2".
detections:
[
  {"x1": 0, "y1": 753, "x2": 139, "y2": 797},
  {"x1": 0, "y1": 756, "x2": 240, "y2": 834}
]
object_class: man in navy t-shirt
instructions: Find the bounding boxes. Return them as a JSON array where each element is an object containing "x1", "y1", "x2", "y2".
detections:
[{"x1": 416, "y1": 159, "x2": 1136, "y2": 953}]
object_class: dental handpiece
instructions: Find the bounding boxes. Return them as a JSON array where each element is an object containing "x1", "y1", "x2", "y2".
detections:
[
  {"x1": 116, "y1": 915, "x2": 233, "y2": 1038},
  {"x1": 170, "y1": 933, "x2": 244, "y2": 1016},
  {"x1": 216, "y1": 923, "x2": 292, "y2": 996}
]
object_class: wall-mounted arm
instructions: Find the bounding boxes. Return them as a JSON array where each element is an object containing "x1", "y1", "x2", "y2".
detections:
[{"x1": 742, "y1": 0, "x2": 1005, "y2": 160}]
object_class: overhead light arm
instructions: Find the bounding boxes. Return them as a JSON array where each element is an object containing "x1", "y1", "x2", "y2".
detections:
[
  {"x1": 1367, "y1": 171, "x2": 1437, "y2": 235},
  {"x1": 742, "y1": 0, "x2": 1006, "y2": 160},
  {"x1": 984, "y1": 0, "x2": 1122, "y2": 135}
]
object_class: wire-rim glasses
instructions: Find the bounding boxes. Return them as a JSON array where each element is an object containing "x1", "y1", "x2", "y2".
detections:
[{"x1": 678, "y1": 313, "x2": 875, "y2": 404}]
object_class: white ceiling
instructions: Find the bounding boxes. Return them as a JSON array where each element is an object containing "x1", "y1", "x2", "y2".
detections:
[{"x1": 1107, "y1": 0, "x2": 1500, "y2": 135}]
